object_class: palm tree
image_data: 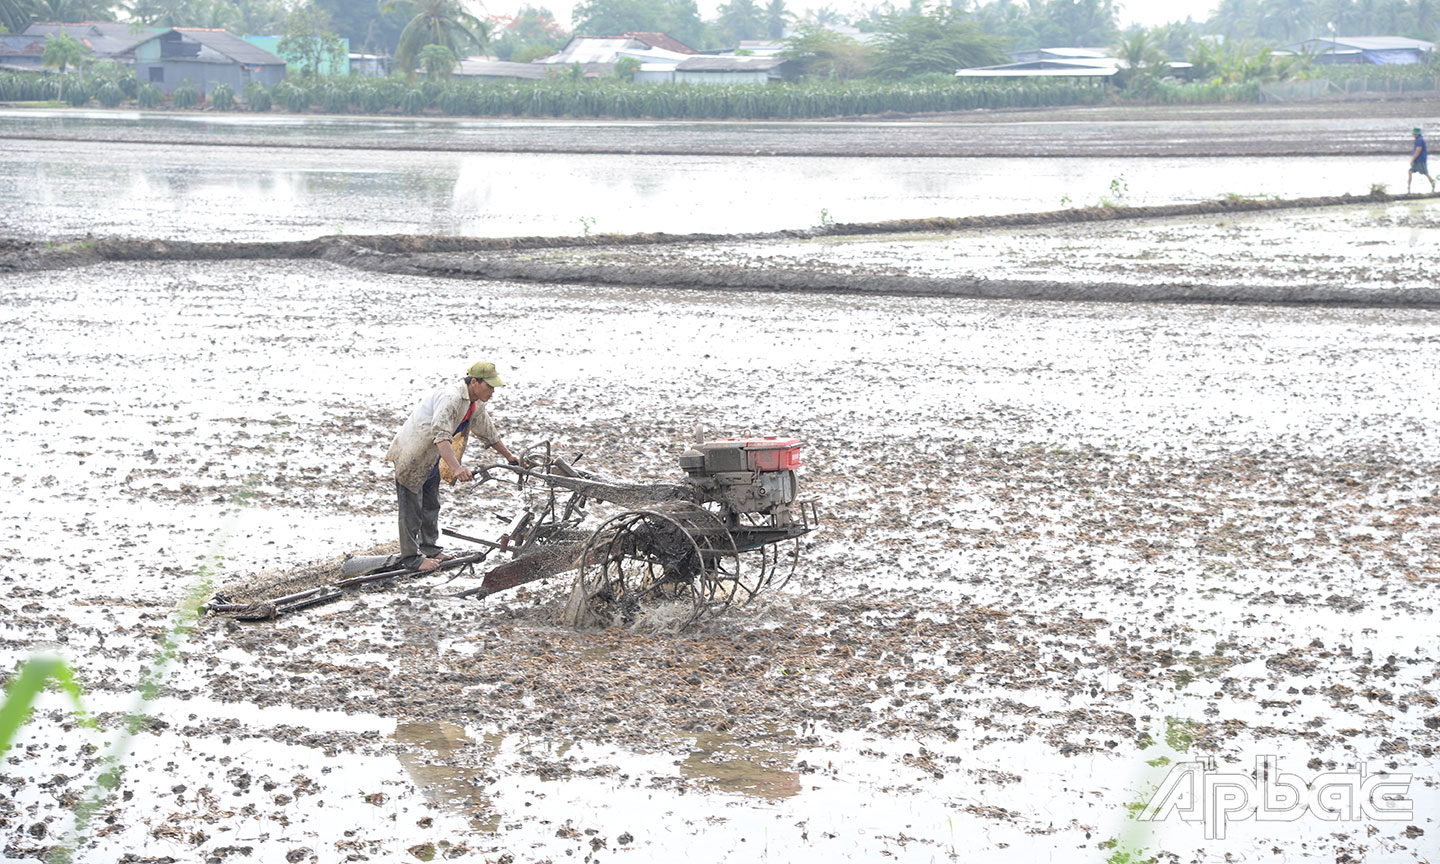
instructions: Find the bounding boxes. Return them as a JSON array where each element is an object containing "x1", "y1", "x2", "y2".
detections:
[
  {"x1": 233, "y1": 0, "x2": 288, "y2": 35},
  {"x1": 185, "y1": 0, "x2": 239, "y2": 30},
  {"x1": 765, "y1": 0, "x2": 788, "y2": 39},
  {"x1": 719, "y1": 0, "x2": 764, "y2": 42},
  {"x1": 383, "y1": 0, "x2": 487, "y2": 82},
  {"x1": 801, "y1": 5, "x2": 843, "y2": 26},
  {"x1": 1, "y1": 0, "x2": 28, "y2": 33},
  {"x1": 1354, "y1": 0, "x2": 1376, "y2": 31},
  {"x1": 1114, "y1": 28, "x2": 1163, "y2": 90},
  {"x1": 1416, "y1": 0, "x2": 1438, "y2": 38},
  {"x1": 1261, "y1": 0, "x2": 1310, "y2": 41},
  {"x1": 123, "y1": 0, "x2": 195, "y2": 27},
  {"x1": 1211, "y1": 0, "x2": 1257, "y2": 38},
  {"x1": 1375, "y1": 0, "x2": 1404, "y2": 32},
  {"x1": 42, "y1": 29, "x2": 88, "y2": 100},
  {"x1": 27, "y1": 0, "x2": 110, "y2": 23}
]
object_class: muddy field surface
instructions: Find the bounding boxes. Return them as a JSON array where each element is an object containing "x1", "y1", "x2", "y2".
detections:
[
  {"x1": 2, "y1": 254, "x2": 1438, "y2": 862},
  {"x1": 1, "y1": 99, "x2": 1437, "y2": 156},
  {"x1": 7, "y1": 192, "x2": 1440, "y2": 308},
  {"x1": 417, "y1": 195, "x2": 1440, "y2": 305}
]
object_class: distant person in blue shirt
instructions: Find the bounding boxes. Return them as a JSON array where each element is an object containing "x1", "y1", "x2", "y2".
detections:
[{"x1": 1409, "y1": 127, "x2": 1434, "y2": 194}]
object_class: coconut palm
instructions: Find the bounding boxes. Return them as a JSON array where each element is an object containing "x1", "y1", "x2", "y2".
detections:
[
  {"x1": 1260, "y1": 0, "x2": 1310, "y2": 41},
  {"x1": 42, "y1": 29, "x2": 88, "y2": 101},
  {"x1": 384, "y1": 0, "x2": 487, "y2": 82},
  {"x1": 1354, "y1": 0, "x2": 1376, "y2": 31},
  {"x1": 1, "y1": 0, "x2": 28, "y2": 33},
  {"x1": 184, "y1": 0, "x2": 239, "y2": 30},
  {"x1": 1375, "y1": 0, "x2": 1404, "y2": 31},
  {"x1": 27, "y1": 0, "x2": 113, "y2": 23},
  {"x1": 122, "y1": 0, "x2": 195, "y2": 26},
  {"x1": 801, "y1": 5, "x2": 843, "y2": 26},
  {"x1": 1416, "y1": 0, "x2": 1438, "y2": 37},
  {"x1": 765, "y1": 0, "x2": 788, "y2": 39},
  {"x1": 1113, "y1": 28, "x2": 1164, "y2": 90},
  {"x1": 719, "y1": 0, "x2": 764, "y2": 43},
  {"x1": 1210, "y1": 0, "x2": 1258, "y2": 38}
]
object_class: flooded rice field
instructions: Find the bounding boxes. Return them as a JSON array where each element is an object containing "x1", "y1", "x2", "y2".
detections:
[
  {"x1": 0, "y1": 101, "x2": 1431, "y2": 241},
  {"x1": 1, "y1": 100, "x2": 1434, "y2": 156},
  {"x1": 2, "y1": 104, "x2": 1439, "y2": 863}
]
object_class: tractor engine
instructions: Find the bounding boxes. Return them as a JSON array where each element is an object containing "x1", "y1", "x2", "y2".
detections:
[{"x1": 679, "y1": 437, "x2": 803, "y2": 524}]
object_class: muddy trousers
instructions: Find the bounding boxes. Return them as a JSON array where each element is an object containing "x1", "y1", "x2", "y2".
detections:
[{"x1": 396, "y1": 474, "x2": 443, "y2": 569}]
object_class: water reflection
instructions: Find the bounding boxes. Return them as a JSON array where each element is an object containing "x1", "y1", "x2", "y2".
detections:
[
  {"x1": 393, "y1": 720, "x2": 504, "y2": 831},
  {"x1": 0, "y1": 124, "x2": 1401, "y2": 242},
  {"x1": 680, "y1": 731, "x2": 802, "y2": 799}
]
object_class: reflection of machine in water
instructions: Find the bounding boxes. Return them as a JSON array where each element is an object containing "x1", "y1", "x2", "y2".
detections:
[{"x1": 207, "y1": 437, "x2": 817, "y2": 629}]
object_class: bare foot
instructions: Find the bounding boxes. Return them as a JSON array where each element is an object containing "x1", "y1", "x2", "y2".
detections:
[
  {"x1": 418, "y1": 557, "x2": 441, "y2": 572},
  {"x1": 433, "y1": 552, "x2": 455, "y2": 563}
]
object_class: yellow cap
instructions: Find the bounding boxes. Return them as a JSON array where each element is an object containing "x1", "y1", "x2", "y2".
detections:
[{"x1": 466, "y1": 361, "x2": 505, "y2": 387}]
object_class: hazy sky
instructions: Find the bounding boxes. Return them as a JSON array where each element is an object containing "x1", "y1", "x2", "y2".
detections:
[{"x1": 477, "y1": 0, "x2": 1221, "y2": 33}]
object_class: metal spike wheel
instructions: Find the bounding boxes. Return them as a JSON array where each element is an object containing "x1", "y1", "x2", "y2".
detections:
[
  {"x1": 739, "y1": 511, "x2": 801, "y2": 592},
  {"x1": 576, "y1": 507, "x2": 740, "y2": 629}
]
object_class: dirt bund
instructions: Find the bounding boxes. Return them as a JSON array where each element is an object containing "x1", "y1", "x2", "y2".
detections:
[{"x1": 6, "y1": 190, "x2": 1438, "y2": 308}]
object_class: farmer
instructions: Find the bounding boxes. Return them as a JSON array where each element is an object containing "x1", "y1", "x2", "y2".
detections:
[
  {"x1": 386, "y1": 361, "x2": 520, "y2": 571},
  {"x1": 1409, "y1": 127, "x2": 1435, "y2": 194}
]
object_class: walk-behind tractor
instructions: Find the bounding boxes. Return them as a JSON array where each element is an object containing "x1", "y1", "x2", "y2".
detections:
[{"x1": 207, "y1": 438, "x2": 817, "y2": 629}]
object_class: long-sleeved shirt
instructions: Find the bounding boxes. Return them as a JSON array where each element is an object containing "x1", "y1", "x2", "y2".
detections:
[{"x1": 385, "y1": 380, "x2": 499, "y2": 492}]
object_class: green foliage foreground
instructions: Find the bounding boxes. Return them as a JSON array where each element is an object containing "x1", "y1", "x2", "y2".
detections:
[
  {"x1": 0, "y1": 478, "x2": 256, "y2": 863},
  {"x1": 0, "y1": 71, "x2": 1109, "y2": 118},
  {"x1": 2, "y1": 61, "x2": 1431, "y2": 119}
]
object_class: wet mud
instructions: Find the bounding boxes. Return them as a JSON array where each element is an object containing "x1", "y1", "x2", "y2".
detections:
[
  {"x1": 5, "y1": 189, "x2": 1440, "y2": 308},
  {"x1": 2, "y1": 254, "x2": 1437, "y2": 861}
]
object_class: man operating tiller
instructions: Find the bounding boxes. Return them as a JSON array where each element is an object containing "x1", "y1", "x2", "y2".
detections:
[{"x1": 386, "y1": 361, "x2": 520, "y2": 572}]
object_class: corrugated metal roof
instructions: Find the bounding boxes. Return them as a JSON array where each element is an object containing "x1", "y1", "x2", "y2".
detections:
[
  {"x1": 957, "y1": 57, "x2": 1120, "y2": 77},
  {"x1": 540, "y1": 36, "x2": 690, "y2": 65},
  {"x1": 956, "y1": 66, "x2": 1119, "y2": 77},
  {"x1": 962, "y1": 57, "x2": 1120, "y2": 73},
  {"x1": 22, "y1": 21, "x2": 160, "y2": 56},
  {"x1": 675, "y1": 56, "x2": 786, "y2": 71},
  {"x1": 0, "y1": 35, "x2": 46, "y2": 57},
  {"x1": 623, "y1": 32, "x2": 697, "y2": 54},
  {"x1": 1303, "y1": 36, "x2": 1434, "y2": 51},
  {"x1": 173, "y1": 28, "x2": 284, "y2": 65},
  {"x1": 455, "y1": 59, "x2": 548, "y2": 79},
  {"x1": 1010, "y1": 46, "x2": 1110, "y2": 61}
]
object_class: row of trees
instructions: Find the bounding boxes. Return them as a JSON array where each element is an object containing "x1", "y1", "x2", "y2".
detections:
[
  {"x1": 1205, "y1": 0, "x2": 1440, "y2": 42},
  {"x1": 5, "y1": 0, "x2": 1440, "y2": 95}
]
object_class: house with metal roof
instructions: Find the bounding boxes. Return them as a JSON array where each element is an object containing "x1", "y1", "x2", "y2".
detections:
[
  {"x1": 131, "y1": 27, "x2": 286, "y2": 95},
  {"x1": 731, "y1": 40, "x2": 787, "y2": 56},
  {"x1": 1007, "y1": 46, "x2": 1111, "y2": 62},
  {"x1": 539, "y1": 32, "x2": 696, "y2": 67},
  {"x1": 955, "y1": 56, "x2": 1122, "y2": 78},
  {"x1": 454, "y1": 58, "x2": 549, "y2": 80},
  {"x1": 3, "y1": 21, "x2": 161, "y2": 70},
  {"x1": 957, "y1": 47, "x2": 1191, "y2": 79},
  {"x1": 0, "y1": 34, "x2": 47, "y2": 70},
  {"x1": 22, "y1": 21, "x2": 161, "y2": 59},
  {"x1": 1278, "y1": 36, "x2": 1434, "y2": 65}
]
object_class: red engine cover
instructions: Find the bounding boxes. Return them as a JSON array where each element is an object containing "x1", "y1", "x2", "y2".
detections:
[{"x1": 704, "y1": 437, "x2": 803, "y2": 471}]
